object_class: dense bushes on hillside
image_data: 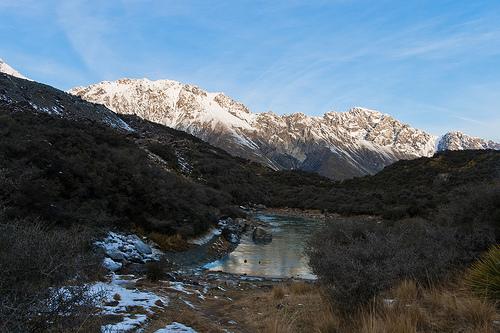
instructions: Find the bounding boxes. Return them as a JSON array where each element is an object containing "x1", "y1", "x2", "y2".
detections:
[
  {"x1": 308, "y1": 183, "x2": 499, "y2": 311},
  {"x1": 0, "y1": 108, "x2": 231, "y2": 236},
  {"x1": 267, "y1": 150, "x2": 500, "y2": 218},
  {"x1": 2, "y1": 109, "x2": 499, "y2": 238},
  {"x1": 128, "y1": 116, "x2": 500, "y2": 220}
]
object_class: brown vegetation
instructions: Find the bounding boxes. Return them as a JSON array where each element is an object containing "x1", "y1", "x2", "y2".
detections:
[
  {"x1": 0, "y1": 215, "x2": 105, "y2": 332},
  {"x1": 262, "y1": 280, "x2": 498, "y2": 333}
]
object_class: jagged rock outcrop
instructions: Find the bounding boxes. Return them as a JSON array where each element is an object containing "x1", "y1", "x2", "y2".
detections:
[
  {"x1": 437, "y1": 131, "x2": 500, "y2": 151},
  {"x1": 69, "y1": 78, "x2": 498, "y2": 179}
]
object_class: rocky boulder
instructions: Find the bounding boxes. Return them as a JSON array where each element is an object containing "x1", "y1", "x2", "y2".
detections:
[
  {"x1": 252, "y1": 227, "x2": 272, "y2": 244},
  {"x1": 219, "y1": 217, "x2": 247, "y2": 244},
  {"x1": 103, "y1": 257, "x2": 122, "y2": 272},
  {"x1": 133, "y1": 239, "x2": 152, "y2": 255},
  {"x1": 96, "y1": 231, "x2": 163, "y2": 272}
]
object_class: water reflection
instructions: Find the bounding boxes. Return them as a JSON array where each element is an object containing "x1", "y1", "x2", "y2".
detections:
[{"x1": 204, "y1": 214, "x2": 325, "y2": 279}]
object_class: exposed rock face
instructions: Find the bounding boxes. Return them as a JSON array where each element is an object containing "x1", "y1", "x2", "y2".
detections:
[
  {"x1": 252, "y1": 227, "x2": 272, "y2": 244},
  {"x1": 69, "y1": 78, "x2": 500, "y2": 179},
  {"x1": 437, "y1": 132, "x2": 500, "y2": 151}
]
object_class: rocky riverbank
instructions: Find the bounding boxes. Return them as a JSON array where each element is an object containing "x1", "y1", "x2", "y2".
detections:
[{"x1": 96, "y1": 216, "x2": 273, "y2": 275}]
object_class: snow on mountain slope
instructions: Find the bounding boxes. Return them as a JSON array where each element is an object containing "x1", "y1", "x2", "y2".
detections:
[
  {"x1": 0, "y1": 71, "x2": 132, "y2": 131},
  {"x1": 0, "y1": 58, "x2": 30, "y2": 80},
  {"x1": 437, "y1": 131, "x2": 500, "y2": 151},
  {"x1": 69, "y1": 78, "x2": 498, "y2": 179}
]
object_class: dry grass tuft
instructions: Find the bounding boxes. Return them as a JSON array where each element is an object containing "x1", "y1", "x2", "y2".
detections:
[
  {"x1": 272, "y1": 285, "x2": 286, "y2": 300},
  {"x1": 149, "y1": 232, "x2": 189, "y2": 251},
  {"x1": 264, "y1": 311, "x2": 296, "y2": 333},
  {"x1": 263, "y1": 282, "x2": 340, "y2": 333},
  {"x1": 423, "y1": 288, "x2": 497, "y2": 331},
  {"x1": 359, "y1": 310, "x2": 418, "y2": 333},
  {"x1": 356, "y1": 280, "x2": 498, "y2": 333},
  {"x1": 289, "y1": 281, "x2": 315, "y2": 295},
  {"x1": 391, "y1": 279, "x2": 418, "y2": 303}
]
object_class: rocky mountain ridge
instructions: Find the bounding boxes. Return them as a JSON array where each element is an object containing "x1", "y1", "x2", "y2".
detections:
[
  {"x1": 0, "y1": 72, "x2": 132, "y2": 131},
  {"x1": 69, "y1": 78, "x2": 499, "y2": 179}
]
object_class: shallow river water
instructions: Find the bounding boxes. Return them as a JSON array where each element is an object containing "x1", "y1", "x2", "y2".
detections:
[{"x1": 204, "y1": 214, "x2": 325, "y2": 279}]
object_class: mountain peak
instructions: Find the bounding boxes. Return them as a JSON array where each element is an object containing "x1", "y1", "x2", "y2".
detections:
[
  {"x1": 0, "y1": 58, "x2": 30, "y2": 80},
  {"x1": 349, "y1": 106, "x2": 382, "y2": 114},
  {"x1": 69, "y1": 77, "x2": 499, "y2": 179},
  {"x1": 437, "y1": 131, "x2": 500, "y2": 151}
]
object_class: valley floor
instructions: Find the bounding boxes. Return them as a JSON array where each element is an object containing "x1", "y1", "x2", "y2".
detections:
[
  {"x1": 94, "y1": 210, "x2": 499, "y2": 333},
  {"x1": 96, "y1": 269, "x2": 500, "y2": 333}
]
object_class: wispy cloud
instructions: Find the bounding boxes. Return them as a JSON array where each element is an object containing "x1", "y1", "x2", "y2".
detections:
[
  {"x1": 56, "y1": 1, "x2": 121, "y2": 79},
  {"x1": 1, "y1": 0, "x2": 499, "y2": 141}
]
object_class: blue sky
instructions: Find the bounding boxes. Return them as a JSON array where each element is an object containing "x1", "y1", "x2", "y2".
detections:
[{"x1": 1, "y1": 0, "x2": 500, "y2": 141}]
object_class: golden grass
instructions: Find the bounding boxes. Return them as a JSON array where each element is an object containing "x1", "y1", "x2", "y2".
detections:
[
  {"x1": 148, "y1": 232, "x2": 189, "y2": 251},
  {"x1": 259, "y1": 282, "x2": 340, "y2": 333},
  {"x1": 264, "y1": 310, "x2": 296, "y2": 333},
  {"x1": 356, "y1": 280, "x2": 498, "y2": 333},
  {"x1": 272, "y1": 285, "x2": 286, "y2": 300},
  {"x1": 131, "y1": 224, "x2": 189, "y2": 251},
  {"x1": 289, "y1": 281, "x2": 315, "y2": 295},
  {"x1": 263, "y1": 279, "x2": 498, "y2": 333},
  {"x1": 391, "y1": 279, "x2": 418, "y2": 303}
]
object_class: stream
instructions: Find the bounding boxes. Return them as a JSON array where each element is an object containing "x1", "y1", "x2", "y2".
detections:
[{"x1": 204, "y1": 214, "x2": 325, "y2": 279}]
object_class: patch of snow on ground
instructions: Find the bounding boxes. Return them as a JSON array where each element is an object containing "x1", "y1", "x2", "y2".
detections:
[
  {"x1": 188, "y1": 228, "x2": 221, "y2": 245},
  {"x1": 182, "y1": 298, "x2": 196, "y2": 309},
  {"x1": 90, "y1": 279, "x2": 168, "y2": 333},
  {"x1": 166, "y1": 282, "x2": 193, "y2": 295},
  {"x1": 202, "y1": 259, "x2": 223, "y2": 270},
  {"x1": 154, "y1": 322, "x2": 198, "y2": 333},
  {"x1": 175, "y1": 152, "x2": 193, "y2": 174},
  {"x1": 102, "y1": 314, "x2": 148, "y2": 333}
]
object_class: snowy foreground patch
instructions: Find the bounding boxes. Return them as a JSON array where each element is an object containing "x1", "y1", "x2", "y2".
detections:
[
  {"x1": 86, "y1": 275, "x2": 201, "y2": 333},
  {"x1": 154, "y1": 322, "x2": 198, "y2": 333},
  {"x1": 91, "y1": 275, "x2": 168, "y2": 333}
]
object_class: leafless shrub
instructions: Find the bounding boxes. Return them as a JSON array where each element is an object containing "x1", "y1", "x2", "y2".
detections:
[{"x1": 0, "y1": 217, "x2": 104, "y2": 332}]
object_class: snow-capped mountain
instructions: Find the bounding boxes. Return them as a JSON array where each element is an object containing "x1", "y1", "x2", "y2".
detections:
[
  {"x1": 0, "y1": 58, "x2": 30, "y2": 80},
  {"x1": 437, "y1": 131, "x2": 500, "y2": 151},
  {"x1": 69, "y1": 78, "x2": 499, "y2": 179}
]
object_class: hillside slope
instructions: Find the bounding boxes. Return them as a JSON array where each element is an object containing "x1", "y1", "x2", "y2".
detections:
[
  {"x1": 120, "y1": 115, "x2": 500, "y2": 220},
  {"x1": 70, "y1": 78, "x2": 499, "y2": 180},
  {"x1": 0, "y1": 69, "x2": 498, "y2": 233},
  {"x1": 0, "y1": 105, "x2": 232, "y2": 236},
  {"x1": 0, "y1": 72, "x2": 131, "y2": 130}
]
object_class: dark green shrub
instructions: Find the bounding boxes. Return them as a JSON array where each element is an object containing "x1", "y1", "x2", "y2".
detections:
[
  {"x1": 308, "y1": 215, "x2": 495, "y2": 312},
  {"x1": 0, "y1": 108, "x2": 231, "y2": 237}
]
